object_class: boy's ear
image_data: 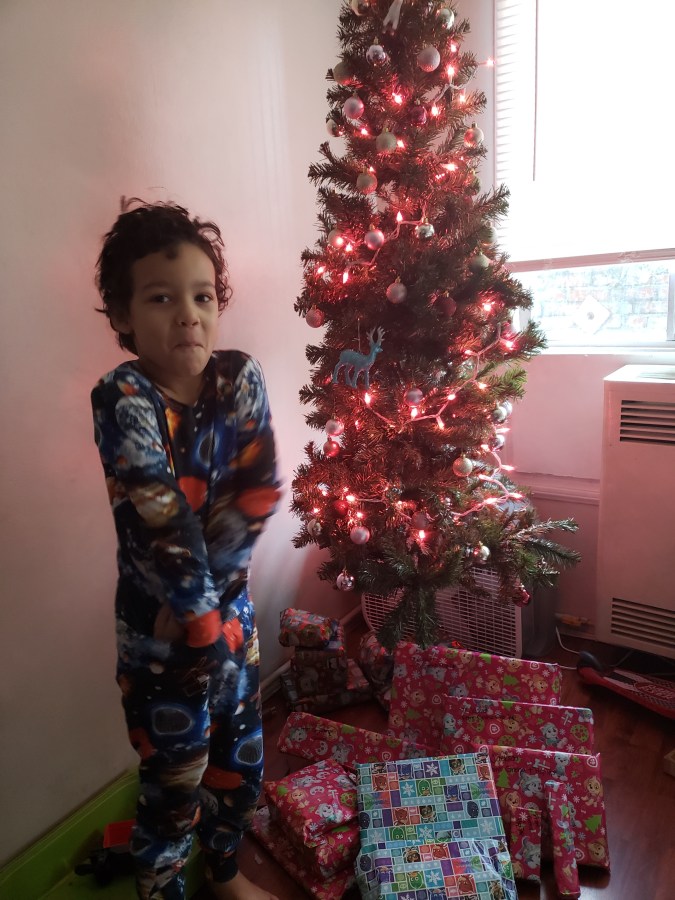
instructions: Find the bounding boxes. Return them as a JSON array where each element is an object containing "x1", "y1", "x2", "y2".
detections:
[{"x1": 110, "y1": 312, "x2": 132, "y2": 335}]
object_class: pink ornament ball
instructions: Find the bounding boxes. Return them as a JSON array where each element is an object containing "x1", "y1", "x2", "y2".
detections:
[
  {"x1": 343, "y1": 95, "x2": 365, "y2": 121},
  {"x1": 514, "y1": 586, "x2": 531, "y2": 607},
  {"x1": 364, "y1": 228, "x2": 385, "y2": 250},
  {"x1": 306, "y1": 307, "x2": 325, "y2": 328},
  {"x1": 326, "y1": 418, "x2": 345, "y2": 436},
  {"x1": 323, "y1": 439, "x2": 340, "y2": 458},
  {"x1": 356, "y1": 171, "x2": 378, "y2": 194},
  {"x1": 464, "y1": 123, "x2": 485, "y2": 148},
  {"x1": 375, "y1": 129, "x2": 398, "y2": 153},
  {"x1": 350, "y1": 525, "x2": 371, "y2": 545},
  {"x1": 333, "y1": 499, "x2": 349, "y2": 516},
  {"x1": 386, "y1": 281, "x2": 407, "y2": 304},
  {"x1": 405, "y1": 388, "x2": 424, "y2": 406},
  {"x1": 417, "y1": 45, "x2": 441, "y2": 72}
]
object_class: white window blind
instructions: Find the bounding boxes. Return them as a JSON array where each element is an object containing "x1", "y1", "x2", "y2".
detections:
[{"x1": 495, "y1": 0, "x2": 675, "y2": 264}]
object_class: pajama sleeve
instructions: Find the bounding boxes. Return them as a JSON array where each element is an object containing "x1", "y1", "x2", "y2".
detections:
[
  {"x1": 230, "y1": 355, "x2": 281, "y2": 526},
  {"x1": 91, "y1": 375, "x2": 222, "y2": 648}
]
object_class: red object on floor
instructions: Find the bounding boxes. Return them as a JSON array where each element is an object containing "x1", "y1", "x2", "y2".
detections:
[
  {"x1": 577, "y1": 664, "x2": 675, "y2": 720},
  {"x1": 102, "y1": 819, "x2": 134, "y2": 849}
]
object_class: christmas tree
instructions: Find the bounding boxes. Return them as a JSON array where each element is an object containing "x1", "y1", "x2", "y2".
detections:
[{"x1": 291, "y1": 0, "x2": 579, "y2": 649}]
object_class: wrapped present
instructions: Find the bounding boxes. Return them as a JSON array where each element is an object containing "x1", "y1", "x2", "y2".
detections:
[
  {"x1": 355, "y1": 752, "x2": 517, "y2": 900},
  {"x1": 545, "y1": 780, "x2": 581, "y2": 898},
  {"x1": 280, "y1": 658, "x2": 372, "y2": 713},
  {"x1": 356, "y1": 837, "x2": 515, "y2": 900},
  {"x1": 291, "y1": 648, "x2": 349, "y2": 695},
  {"x1": 263, "y1": 759, "x2": 357, "y2": 845},
  {"x1": 358, "y1": 631, "x2": 395, "y2": 699},
  {"x1": 509, "y1": 806, "x2": 542, "y2": 882},
  {"x1": 278, "y1": 607, "x2": 337, "y2": 648},
  {"x1": 277, "y1": 711, "x2": 433, "y2": 771},
  {"x1": 488, "y1": 744, "x2": 610, "y2": 870},
  {"x1": 439, "y1": 696, "x2": 595, "y2": 755},
  {"x1": 388, "y1": 642, "x2": 562, "y2": 746},
  {"x1": 251, "y1": 806, "x2": 356, "y2": 900},
  {"x1": 268, "y1": 804, "x2": 360, "y2": 879}
]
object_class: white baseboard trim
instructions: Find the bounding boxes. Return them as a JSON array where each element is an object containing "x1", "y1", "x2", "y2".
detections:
[
  {"x1": 260, "y1": 602, "x2": 364, "y2": 702},
  {"x1": 516, "y1": 472, "x2": 600, "y2": 506}
]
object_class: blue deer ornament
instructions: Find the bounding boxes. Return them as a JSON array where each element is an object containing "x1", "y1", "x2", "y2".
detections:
[{"x1": 332, "y1": 326, "x2": 384, "y2": 389}]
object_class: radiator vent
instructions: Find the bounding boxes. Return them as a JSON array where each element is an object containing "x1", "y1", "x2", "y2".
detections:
[
  {"x1": 619, "y1": 399, "x2": 675, "y2": 445},
  {"x1": 610, "y1": 597, "x2": 675, "y2": 652},
  {"x1": 362, "y1": 569, "x2": 521, "y2": 658}
]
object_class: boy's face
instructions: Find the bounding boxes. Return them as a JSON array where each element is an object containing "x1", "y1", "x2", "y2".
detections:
[{"x1": 114, "y1": 242, "x2": 219, "y2": 391}]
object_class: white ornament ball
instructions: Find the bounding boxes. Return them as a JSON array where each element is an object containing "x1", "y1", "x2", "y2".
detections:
[
  {"x1": 476, "y1": 543, "x2": 491, "y2": 561},
  {"x1": 415, "y1": 221, "x2": 435, "y2": 240},
  {"x1": 366, "y1": 42, "x2": 388, "y2": 66},
  {"x1": 469, "y1": 251, "x2": 490, "y2": 273},
  {"x1": 437, "y1": 7, "x2": 455, "y2": 28},
  {"x1": 326, "y1": 116, "x2": 343, "y2": 137},
  {"x1": 326, "y1": 418, "x2": 345, "y2": 437},
  {"x1": 417, "y1": 45, "x2": 441, "y2": 72},
  {"x1": 453, "y1": 456, "x2": 474, "y2": 477},
  {"x1": 464, "y1": 123, "x2": 485, "y2": 147},
  {"x1": 375, "y1": 129, "x2": 398, "y2": 153},
  {"x1": 501, "y1": 400, "x2": 513, "y2": 416},
  {"x1": 492, "y1": 405, "x2": 508, "y2": 423},
  {"x1": 350, "y1": 0, "x2": 370, "y2": 15},
  {"x1": 356, "y1": 171, "x2": 378, "y2": 194},
  {"x1": 327, "y1": 228, "x2": 344, "y2": 248},
  {"x1": 405, "y1": 388, "x2": 424, "y2": 406},
  {"x1": 386, "y1": 281, "x2": 408, "y2": 304},
  {"x1": 336, "y1": 572, "x2": 356, "y2": 591},
  {"x1": 343, "y1": 95, "x2": 365, "y2": 121},
  {"x1": 332, "y1": 61, "x2": 353, "y2": 85},
  {"x1": 306, "y1": 518, "x2": 322, "y2": 538},
  {"x1": 306, "y1": 307, "x2": 325, "y2": 328},
  {"x1": 492, "y1": 433, "x2": 506, "y2": 451},
  {"x1": 364, "y1": 228, "x2": 385, "y2": 250},
  {"x1": 350, "y1": 525, "x2": 371, "y2": 545}
]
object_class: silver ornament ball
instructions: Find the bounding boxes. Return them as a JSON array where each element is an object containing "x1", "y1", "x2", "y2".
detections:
[
  {"x1": 306, "y1": 518, "x2": 322, "y2": 538},
  {"x1": 336, "y1": 572, "x2": 356, "y2": 591},
  {"x1": 453, "y1": 456, "x2": 474, "y2": 477},
  {"x1": 417, "y1": 45, "x2": 441, "y2": 72},
  {"x1": 327, "y1": 228, "x2": 344, "y2": 248},
  {"x1": 350, "y1": 0, "x2": 370, "y2": 15},
  {"x1": 405, "y1": 388, "x2": 424, "y2": 406},
  {"x1": 469, "y1": 251, "x2": 490, "y2": 273},
  {"x1": 332, "y1": 60, "x2": 353, "y2": 85},
  {"x1": 437, "y1": 7, "x2": 455, "y2": 28},
  {"x1": 366, "y1": 42, "x2": 388, "y2": 66},
  {"x1": 364, "y1": 228, "x2": 385, "y2": 250},
  {"x1": 386, "y1": 281, "x2": 407, "y2": 304},
  {"x1": 464, "y1": 123, "x2": 485, "y2": 148},
  {"x1": 343, "y1": 95, "x2": 365, "y2": 120},
  {"x1": 356, "y1": 171, "x2": 378, "y2": 194},
  {"x1": 415, "y1": 221, "x2": 435, "y2": 240},
  {"x1": 326, "y1": 418, "x2": 345, "y2": 437},
  {"x1": 350, "y1": 525, "x2": 371, "y2": 545},
  {"x1": 375, "y1": 129, "x2": 398, "y2": 153}
]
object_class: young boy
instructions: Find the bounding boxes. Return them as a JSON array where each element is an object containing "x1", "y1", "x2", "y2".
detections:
[{"x1": 91, "y1": 199, "x2": 280, "y2": 900}]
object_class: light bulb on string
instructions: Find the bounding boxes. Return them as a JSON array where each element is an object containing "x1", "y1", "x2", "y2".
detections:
[
  {"x1": 446, "y1": 65, "x2": 455, "y2": 81},
  {"x1": 392, "y1": 92, "x2": 403, "y2": 105},
  {"x1": 410, "y1": 406, "x2": 418, "y2": 419},
  {"x1": 397, "y1": 139, "x2": 405, "y2": 149},
  {"x1": 364, "y1": 392, "x2": 372, "y2": 405},
  {"x1": 343, "y1": 270, "x2": 349, "y2": 284},
  {"x1": 431, "y1": 104, "x2": 441, "y2": 117},
  {"x1": 396, "y1": 211, "x2": 403, "y2": 223}
]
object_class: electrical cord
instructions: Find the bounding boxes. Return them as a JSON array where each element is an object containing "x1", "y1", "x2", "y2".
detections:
[{"x1": 555, "y1": 626, "x2": 636, "y2": 671}]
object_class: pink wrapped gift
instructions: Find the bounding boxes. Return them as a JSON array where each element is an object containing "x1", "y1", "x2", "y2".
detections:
[
  {"x1": 268, "y1": 804, "x2": 359, "y2": 878},
  {"x1": 263, "y1": 759, "x2": 357, "y2": 844},
  {"x1": 277, "y1": 711, "x2": 433, "y2": 771},
  {"x1": 488, "y1": 745, "x2": 610, "y2": 870},
  {"x1": 546, "y1": 780, "x2": 581, "y2": 898},
  {"x1": 280, "y1": 658, "x2": 372, "y2": 714},
  {"x1": 509, "y1": 806, "x2": 542, "y2": 882},
  {"x1": 439, "y1": 696, "x2": 594, "y2": 755},
  {"x1": 251, "y1": 806, "x2": 355, "y2": 900},
  {"x1": 388, "y1": 641, "x2": 562, "y2": 746},
  {"x1": 278, "y1": 607, "x2": 336, "y2": 648}
]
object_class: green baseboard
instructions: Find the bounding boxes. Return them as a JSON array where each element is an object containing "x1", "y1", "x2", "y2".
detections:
[{"x1": 0, "y1": 770, "x2": 204, "y2": 900}]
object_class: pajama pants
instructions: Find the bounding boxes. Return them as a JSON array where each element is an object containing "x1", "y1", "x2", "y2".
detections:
[{"x1": 116, "y1": 590, "x2": 262, "y2": 900}]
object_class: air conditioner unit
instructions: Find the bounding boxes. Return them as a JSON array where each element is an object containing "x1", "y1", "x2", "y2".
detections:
[
  {"x1": 596, "y1": 365, "x2": 675, "y2": 659},
  {"x1": 362, "y1": 567, "x2": 554, "y2": 659}
]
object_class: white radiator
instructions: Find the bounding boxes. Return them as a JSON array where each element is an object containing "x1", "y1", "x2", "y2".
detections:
[{"x1": 596, "y1": 365, "x2": 675, "y2": 658}]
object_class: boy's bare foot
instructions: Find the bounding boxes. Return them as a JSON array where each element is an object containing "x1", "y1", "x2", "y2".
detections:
[{"x1": 208, "y1": 871, "x2": 279, "y2": 900}]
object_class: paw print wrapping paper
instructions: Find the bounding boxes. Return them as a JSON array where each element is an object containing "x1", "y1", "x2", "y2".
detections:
[
  {"x1": 439, "y1": 696, "x2": 595, "y2": 755},
  {"x1": 263, "y1": 758, "x2": 357, "y2": 844},
  {"x1": 251, "y1": 806, "x2": 356, "y2": 900},
  {"x1": 277, "y1": 711, "x2": 433, "y2": 770},
  {"x1": 388, "y1": 642, "x2": 562, "y2": 747},
  {"x1": 354, "y1": 753, "x2": 517, "y2": 900}
]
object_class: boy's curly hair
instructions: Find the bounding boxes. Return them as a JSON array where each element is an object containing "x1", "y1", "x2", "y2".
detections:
[{"x1": 96, "y1": 198, "x2": 232, "y2": 354}]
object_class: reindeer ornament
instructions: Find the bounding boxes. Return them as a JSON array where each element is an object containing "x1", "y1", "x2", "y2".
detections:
[{"x1": 332, "y1": 326, "x2": 384, "y2": 389}]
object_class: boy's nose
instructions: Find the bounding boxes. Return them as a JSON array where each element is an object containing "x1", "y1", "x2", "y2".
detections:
[{"x1": 176, "y1": 298, "x2": 199, "y2": 326}]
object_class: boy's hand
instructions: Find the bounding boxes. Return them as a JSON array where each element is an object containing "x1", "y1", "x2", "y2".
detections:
[{"x1": 153, "y1": 605, "x2": 186, "y2": 643}]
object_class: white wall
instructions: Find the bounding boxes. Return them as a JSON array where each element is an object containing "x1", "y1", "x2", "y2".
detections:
[{"x1": 0, "y1": 0, "x2": 349, "y2": 865}]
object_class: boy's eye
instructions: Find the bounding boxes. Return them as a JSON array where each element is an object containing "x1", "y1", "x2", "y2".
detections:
[
  {"x1": 150, "y1": 294, "x2": 171, "y2": 304},
  {"x1": 195, "y1": 293, "x2": 214, "y2": 304}
]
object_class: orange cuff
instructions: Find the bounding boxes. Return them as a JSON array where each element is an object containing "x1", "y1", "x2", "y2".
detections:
[{"x1": 184, "y1": 610, "x2": 222, "y2": 648}]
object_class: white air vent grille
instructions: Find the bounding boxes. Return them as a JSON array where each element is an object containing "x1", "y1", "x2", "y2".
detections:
[
  {"x1": 610, "y1": 597, "x2": 675, "y2": 653},
  {"x1": 619, "y1": 399, "x2": 675, "y2": 445},
  {"x1": 362, "y1": 569, "x2": 521, "y2": 658}
]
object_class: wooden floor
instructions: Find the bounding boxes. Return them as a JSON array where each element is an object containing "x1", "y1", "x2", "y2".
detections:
[{"x1": 200, "y1": 619, "x2": 675, "y2": 900}]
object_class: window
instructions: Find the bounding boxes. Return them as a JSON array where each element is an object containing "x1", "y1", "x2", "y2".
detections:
[{"x1": 494, "y1": 0, "x2": 675, "y2": 345}]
